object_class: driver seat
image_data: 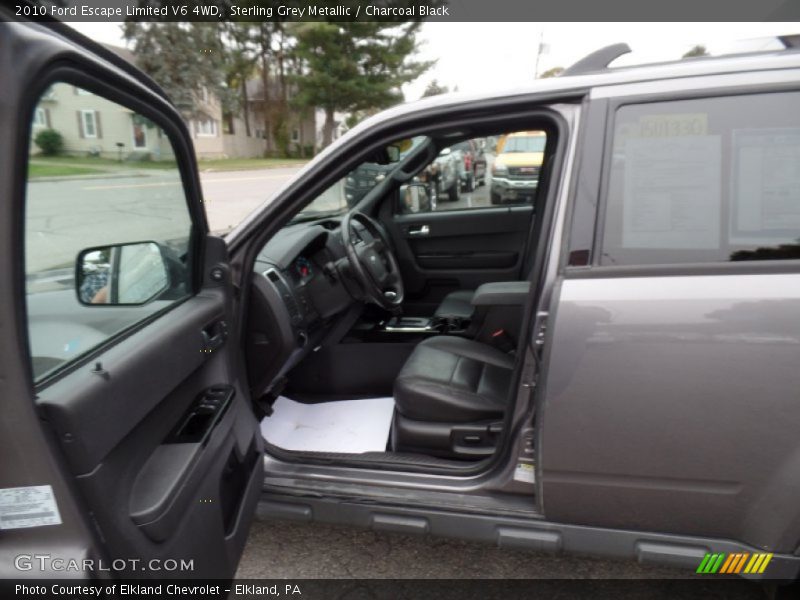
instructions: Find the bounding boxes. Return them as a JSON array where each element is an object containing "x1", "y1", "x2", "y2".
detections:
[{"x1": 391, "y1": 336, "x2": 514, "y2": 458}]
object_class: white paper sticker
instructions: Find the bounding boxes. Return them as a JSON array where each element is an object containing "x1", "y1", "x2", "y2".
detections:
[
  {"x1": 622, "y1": 135, "x2": 721, "y2": 250},
  {"x1": 0, "y1": 485, "x2": 62, "y2": 530},
  {"x1": 513, "y1": 462, "x2": 536, "y2": 485},
  {"x1": 732, "y1": 129, "x2": 800, "y2": 244}
]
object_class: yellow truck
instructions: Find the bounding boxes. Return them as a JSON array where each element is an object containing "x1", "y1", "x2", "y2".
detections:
[{"x1": 490, "y1": 131, "x2": 546, "y2": 205}]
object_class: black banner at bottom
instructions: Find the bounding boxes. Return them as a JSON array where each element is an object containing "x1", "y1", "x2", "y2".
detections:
[{"x1": 4, "y1": 578, "x2": 796, "y2": 600}]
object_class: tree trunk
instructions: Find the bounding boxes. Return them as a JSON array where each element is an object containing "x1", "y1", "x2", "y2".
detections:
[
  {"x1": 241, "y1": 78, "x2": 250, "y2": 137},
  {"x1": 262, "y1": 53, "x2": 271, "y2": 154},
  {"x1": 322, "y1": 107, "x2": 336, "y2": 148}
]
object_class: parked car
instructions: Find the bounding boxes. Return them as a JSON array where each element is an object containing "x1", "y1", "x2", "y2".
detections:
[
  {"x1": 490, "y1": 130, "x2": 547, "y2": 205},
  {"x1": 423, "y1": 145, "x2": 462, "y2": 202},
  {"x1": 6, "y1": 13, "x2": 800, "y2": 589}
]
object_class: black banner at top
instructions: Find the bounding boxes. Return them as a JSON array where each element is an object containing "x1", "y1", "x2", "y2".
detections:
[{"x1": 7, "y1": 0, "x2": 800, "y2": 22}]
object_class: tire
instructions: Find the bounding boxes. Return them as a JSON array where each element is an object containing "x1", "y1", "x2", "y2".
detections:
[
  {"x1": 448, "y1": 179, "x2": 461, "y2": 202},
  {"x1": 490, "y1": 190, "x2": 502, "y2": 205}
]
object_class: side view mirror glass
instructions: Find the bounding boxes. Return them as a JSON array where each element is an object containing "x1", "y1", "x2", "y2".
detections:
[
  {"x1": 385, "y1": 144, "x2": 401, "y2": 163},
  {"x1": 399, "y1": 182, "x2": 433, "y2": 214},
  {"x1": 76, "y1": 241, "x2": 169, "y2": 305}
]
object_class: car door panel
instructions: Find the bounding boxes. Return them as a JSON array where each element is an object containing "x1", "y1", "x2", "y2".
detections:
[
  {"x1": 4, "y1": 19, "x2": 263, "y2": 579},
  {"x1": 37, "y1": 290, "x2": 226, "y2": 474},
  {"x1": 387, "y1": 206, "x2": 534, "y2": 312},
  {"x1": 33, "y1": 237, "x2": 264, "y2": 578}
]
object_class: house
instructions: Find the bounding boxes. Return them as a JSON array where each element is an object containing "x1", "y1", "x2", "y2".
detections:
[
  {"x1": 31, "y1": 82, "x2": 175, "y2": 161},
  {"x1": 30, "y1": 45, "x2": 347, "y2": 161},
  {"x1": 223, "y1": 80, "x2": 348, "y2": 159}
]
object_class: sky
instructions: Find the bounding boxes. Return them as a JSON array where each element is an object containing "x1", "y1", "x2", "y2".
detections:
[{"x1": 70, "y1": 21, "x2": 800, "y2": 101}]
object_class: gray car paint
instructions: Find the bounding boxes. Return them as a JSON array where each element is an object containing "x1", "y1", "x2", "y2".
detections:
[{"x1": 541, "y1": 273, "x2": 800, "y2": 552}]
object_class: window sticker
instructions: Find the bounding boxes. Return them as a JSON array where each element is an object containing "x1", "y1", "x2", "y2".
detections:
[
  {"x1": 0, "y1": 485, "x2": 62, "y2": 530},
  {"x1": 732, "y1": 129, "x2": 800, "y2": 245},
  {"x1": 622, "y1": 136, "x2": 721, "y2": 250}
]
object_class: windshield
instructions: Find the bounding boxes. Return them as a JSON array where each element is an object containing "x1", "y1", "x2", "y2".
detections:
[
  {"x1": 294, "y1": 137, "x2": 427, "y2": 221},
  {"x1": 501, "y1": 135, "x2": 546, "y2": 153}
]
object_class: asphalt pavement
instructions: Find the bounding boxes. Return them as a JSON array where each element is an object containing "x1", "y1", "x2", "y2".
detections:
[{"x1": 235, "y1": 519, "x2": 769, "y2": 597}]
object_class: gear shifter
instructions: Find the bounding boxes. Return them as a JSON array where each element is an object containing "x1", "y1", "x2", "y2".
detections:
[{"x1": 384, "y1": 291, "x2": 402, "y2": 316}]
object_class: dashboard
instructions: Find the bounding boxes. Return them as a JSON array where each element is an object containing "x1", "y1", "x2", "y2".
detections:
[{"x1": 246, "y1": 218, "x2": 374, "y2": 397}]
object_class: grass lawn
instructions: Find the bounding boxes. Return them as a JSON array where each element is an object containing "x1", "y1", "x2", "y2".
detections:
[
  {"x1": 31, "y1": 155, "x2": 177, "y2": 170},
  {"x1": 28, "y1": 163, "x2": 105, "y2": 178},
  {"x1": 197, "y1": 157, "x2": 308, "y2": 171},
  {"x1": 30, "y1": 155, "x2": 308, "y2": 173}
]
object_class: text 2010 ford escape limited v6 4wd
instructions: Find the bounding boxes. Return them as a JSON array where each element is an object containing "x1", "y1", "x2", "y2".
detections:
[{"x1": 3, "y1": 13, "x2": 800, "y2": 584}]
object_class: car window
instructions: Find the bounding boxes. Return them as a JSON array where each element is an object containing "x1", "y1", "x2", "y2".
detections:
[
  {"x1": 293, "y1": 137, "x2": 425, "y2": 221},
  {"x1": 25, "y1": 82, "x2": 193, "y2": 382},
  {"x1": 397, "y1": 132, "x2": 548, "y2": 215},
  {"x1": 601, "y1": 92, "x2": 800, "y2": 266}
]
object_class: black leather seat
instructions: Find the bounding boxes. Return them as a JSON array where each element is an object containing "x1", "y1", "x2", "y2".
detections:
[
  {"x1": 434, "y1": 290, "x2": 475, "y2": 320},
  {"x1": 392, "y1": 336, "x2": 514, "y2": 458}
]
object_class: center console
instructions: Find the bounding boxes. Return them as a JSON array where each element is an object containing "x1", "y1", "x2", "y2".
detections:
[
  {"x1": 370, "y1": 281, "x2": 531, "y2": 342},
  {"x1": 382, "y1": 314, "x2": 471, "y2": 335}
]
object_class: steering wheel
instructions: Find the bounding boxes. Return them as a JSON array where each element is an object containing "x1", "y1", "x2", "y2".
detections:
[{"x1": 341, "y1": 211, "x2": 404, "y2": 310}]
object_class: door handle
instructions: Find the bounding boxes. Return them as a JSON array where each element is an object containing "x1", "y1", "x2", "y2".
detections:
[
  {"x1": 202, "y1": 320, "x2": 228, "y2": 352},
  {"x1": 407, "y1": 225, "x2": 430, "y2": 236}
]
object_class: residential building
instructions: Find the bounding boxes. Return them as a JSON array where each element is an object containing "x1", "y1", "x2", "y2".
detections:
[
  {"x1": 29, "y1": 44, "x2": 344, "y2": 161},
  {"x1": 31, "y1": 82, "x2": 175, "y2": 161}
]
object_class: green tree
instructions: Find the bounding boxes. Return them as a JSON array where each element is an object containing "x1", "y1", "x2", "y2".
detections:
[
  {"x1": 220, "y1": 22, "x2": 259, "y2": 137},
  {"x1": 421, "y1": 79, "x2": 449, "y2": 97},
  {"x1": 683, "y1": 45, "x2": 709, "y2": 58},
  {"x1": 539, "y1": 66, "x2": 564, "y2": 79},
  {"x1": 123, "y1": 22, "x2": 229, "y2": 117},
  {"x1": 293, "y1": 22, "x2": 433, "y2": 147}
]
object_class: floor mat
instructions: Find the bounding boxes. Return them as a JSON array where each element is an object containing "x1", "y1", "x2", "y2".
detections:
[{"x1": 260, "y1": 395, "x2": 395, "y2": 454}]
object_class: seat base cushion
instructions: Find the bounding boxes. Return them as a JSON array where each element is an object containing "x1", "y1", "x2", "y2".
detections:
[
  {"x1": 394, "y1": 336, "x2": 514, "y2": 423},
  {"x1": 434, "y1": 290, "x2": 475, "y2": 320}
]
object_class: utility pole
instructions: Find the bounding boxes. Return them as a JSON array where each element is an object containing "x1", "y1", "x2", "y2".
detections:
[{"x1": 534, "y1": 31, "x2": 549, "y2": 79}]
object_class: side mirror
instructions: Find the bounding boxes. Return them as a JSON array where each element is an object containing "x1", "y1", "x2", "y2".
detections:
[
  {"x1": 370, "y1": 143, "x2": 402, "y2": 165},
  {"x1": 76, "y1": 241, "x2": 169, "y2": 305},
  {"x1": 398, "y1": 182, "x2": 433, "y2": 214},
  {"x1": 385, "y1": 144, "x2": 401, "y2": 163},
  {"x1": 438, "y1": 147, "x2": 452, "y2": 157}
]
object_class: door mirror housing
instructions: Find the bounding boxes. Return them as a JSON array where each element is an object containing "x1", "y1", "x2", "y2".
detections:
[
  {"x1": 76, "y1": 241, "x2": 170, "y2": 305},
  {"x1": 438, "y1": 147, "x2": 452, "y2": 157}
]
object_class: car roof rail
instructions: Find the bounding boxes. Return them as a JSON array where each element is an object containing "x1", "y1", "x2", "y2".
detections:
[
  {"x1": 561, "y1": 43, "x2": 633, "y2": 77},
  {"x1": 779, "y1": 34, "x2": 800, "y2": 48}
]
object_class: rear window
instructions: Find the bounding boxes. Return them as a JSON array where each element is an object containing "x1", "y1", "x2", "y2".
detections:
[{"x1": 600, "y1": 92, "x2": 800, "y2": 266}]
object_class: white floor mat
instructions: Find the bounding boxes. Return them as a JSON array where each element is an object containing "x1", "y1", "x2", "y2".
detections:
[{"x1": 260, "y1": 396, "x2": 395, "y2": 454}]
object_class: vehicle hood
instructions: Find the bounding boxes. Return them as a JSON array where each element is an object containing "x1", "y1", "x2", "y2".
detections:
[{"x1": 494, "y1": 152, "x2": 545, "y2": 167}]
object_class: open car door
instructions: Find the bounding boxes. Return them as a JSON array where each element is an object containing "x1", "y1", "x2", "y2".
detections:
[{"x1": 0, "y1": 17, "x2": 262, "y2": 579}]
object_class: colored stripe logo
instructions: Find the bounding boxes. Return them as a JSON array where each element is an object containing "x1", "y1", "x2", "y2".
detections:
[{"x1": 696, "y1": 552, "x2": 773, "y2": 574}]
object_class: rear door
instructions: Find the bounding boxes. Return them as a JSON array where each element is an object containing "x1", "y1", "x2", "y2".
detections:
[
  {"x1": 541, "y1": 77, "x2": 800, "y2": 559},
  {"x1": 1, "y1": 20, "x2": 262, "y2": 578}
]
